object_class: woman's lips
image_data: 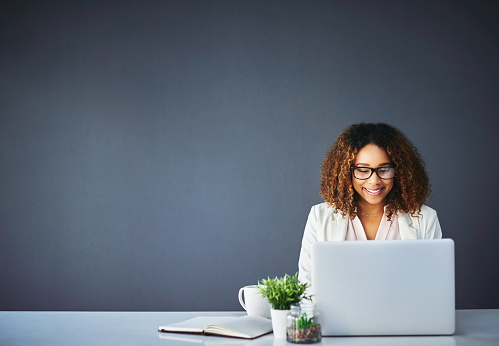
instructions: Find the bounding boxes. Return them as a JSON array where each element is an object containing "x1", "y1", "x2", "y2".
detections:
[{"x1": 364, "y1": 187, "x2": 384, "y2": 196}]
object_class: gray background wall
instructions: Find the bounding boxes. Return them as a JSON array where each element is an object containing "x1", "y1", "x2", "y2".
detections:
[{"x1": 1, "y1": 0, "x2": 498, "y2": 311}]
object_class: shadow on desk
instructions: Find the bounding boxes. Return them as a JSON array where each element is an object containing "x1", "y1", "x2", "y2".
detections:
[
  {"x1": 159, "y1": 333, "x2": 272, "y2": 345},
  {"x1": 159, "y1": 333, "x2": 456, "y2": 346}
]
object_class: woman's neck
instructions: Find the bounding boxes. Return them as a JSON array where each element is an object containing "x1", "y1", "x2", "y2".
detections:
[{"x1": 357, "y1": 201, "x2": 386, "y2": 216}]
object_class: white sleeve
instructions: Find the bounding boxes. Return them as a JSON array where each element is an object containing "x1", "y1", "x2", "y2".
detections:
[
  {"x1": 298, "y1": 206, "x2": 319, "y2": 286},
  {"x1": 422, "y1": 206, "x2": 443, "y2": 239}
]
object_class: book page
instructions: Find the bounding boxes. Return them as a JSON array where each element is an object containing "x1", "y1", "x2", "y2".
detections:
[
  {"x1": 204, "y1": 315, "x2": 272, "y2": 339},
  {"x1": 159, "y1": 316, "x2": 233, "y2": 333}
]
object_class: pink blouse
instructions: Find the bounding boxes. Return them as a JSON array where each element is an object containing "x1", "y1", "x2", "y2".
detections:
[{"x1": 346, "y1": 211, "x2": 401, "y2": 241}]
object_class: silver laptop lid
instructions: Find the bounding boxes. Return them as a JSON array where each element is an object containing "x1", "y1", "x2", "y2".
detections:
[{"x1": 311, "y1": 239, "x2": 455, "y2": 336}]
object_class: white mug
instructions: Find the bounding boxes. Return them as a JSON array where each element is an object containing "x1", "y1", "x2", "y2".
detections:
[{"x1": 238, "y1": 285, "x2": 271, "y2": 318}]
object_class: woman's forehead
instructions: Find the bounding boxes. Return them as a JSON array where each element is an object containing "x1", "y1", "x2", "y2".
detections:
[{"x1": 354, "y1": 144, "x2": 390, "y2": 165}]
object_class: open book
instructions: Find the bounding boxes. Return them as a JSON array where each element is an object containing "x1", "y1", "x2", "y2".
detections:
[{"x1": 158, "y1": 315, "x2": 273, "y2": 339}]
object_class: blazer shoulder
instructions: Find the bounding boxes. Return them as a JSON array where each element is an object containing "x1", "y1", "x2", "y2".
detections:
[
  {"x1": 419, "y1": 204, "x2": 438, "y2": 217},
  {"x1": 308, "y1": 202, "x2": 348, "y2": 241},
  {"x1": 310, "y1": 202, "x2": 341, "y2": 219},
  {"x1": 402, "y1": 204, "x2": 438, "y2": 223}
]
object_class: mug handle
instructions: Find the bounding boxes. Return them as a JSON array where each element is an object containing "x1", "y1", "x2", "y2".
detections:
[{"x1": 238, "y1": 287, "x2": 247, "y2": 310}]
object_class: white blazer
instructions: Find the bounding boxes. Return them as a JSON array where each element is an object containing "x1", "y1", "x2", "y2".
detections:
[{"x1": 298, "y1": 203, "x2": 443, "y2": 285}]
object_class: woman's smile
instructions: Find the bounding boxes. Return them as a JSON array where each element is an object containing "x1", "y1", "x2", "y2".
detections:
[{"x1": 363, "y1": 187, "x2": 384, "y2": 196}]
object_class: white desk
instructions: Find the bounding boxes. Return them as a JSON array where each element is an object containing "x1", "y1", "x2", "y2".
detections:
[{"x1": 1, "y1": 310, "x2": 498, "y2": 345}]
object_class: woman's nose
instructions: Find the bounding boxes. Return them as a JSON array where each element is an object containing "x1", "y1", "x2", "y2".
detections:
[{"x1": 367, "y1": 171, "x2": 381, "y2": 184}]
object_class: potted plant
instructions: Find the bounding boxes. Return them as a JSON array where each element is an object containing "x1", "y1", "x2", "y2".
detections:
[
  {"x1": 286, "y1": 303, "x2": 322, "y2": 343},
  {"x1": 258, "y1": 272, "x2": 311, "y2": 338}
]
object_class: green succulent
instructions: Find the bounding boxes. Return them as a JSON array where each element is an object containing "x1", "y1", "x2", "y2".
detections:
[
  {"x1": 258, "y1": 272, "x2": 311, "y2": 310},
  {"x1": 295, "y1": 312, "x2": 317, "y2": 329}
]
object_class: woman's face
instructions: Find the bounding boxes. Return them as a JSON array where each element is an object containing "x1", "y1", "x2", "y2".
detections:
[{"x1": 352, "y1": 144, "x2": 394, "y2": 208}]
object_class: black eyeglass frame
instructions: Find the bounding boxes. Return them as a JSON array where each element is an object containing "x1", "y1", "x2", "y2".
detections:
[{"x1": 350, "y1": 167, "x2": 396, "y2": 180}]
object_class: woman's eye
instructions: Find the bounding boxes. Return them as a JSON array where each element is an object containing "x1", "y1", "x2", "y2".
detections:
[{"x1": 357, "y1": 168, "x2": 370, "y2": 173}]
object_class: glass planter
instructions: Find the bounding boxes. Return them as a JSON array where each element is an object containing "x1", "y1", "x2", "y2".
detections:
[{"x1": 286, "y1": 302, "x2": 322, "y2": 344}]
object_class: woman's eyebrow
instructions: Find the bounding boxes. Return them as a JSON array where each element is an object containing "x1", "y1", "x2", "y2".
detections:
[{"x1": 355, "y1": 162, "x2": 392, "y2": 166}]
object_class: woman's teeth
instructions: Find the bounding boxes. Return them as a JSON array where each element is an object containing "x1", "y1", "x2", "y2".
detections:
[{"x1": 365, "y1": 188, "x2": 383, "y2": 195}]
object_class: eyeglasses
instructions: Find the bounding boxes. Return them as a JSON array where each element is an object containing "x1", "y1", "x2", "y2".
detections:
[{"x1": 351, "y1": 166, "x2": 396, "y2": 180}]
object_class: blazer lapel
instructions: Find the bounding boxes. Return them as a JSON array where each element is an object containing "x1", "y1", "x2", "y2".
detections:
[
  {"x1": 398, "y1": 213, "x2": 419, "y2": 239},
  {"x1": 332, "y1": 215, "x2": 349, "y2": 241}
]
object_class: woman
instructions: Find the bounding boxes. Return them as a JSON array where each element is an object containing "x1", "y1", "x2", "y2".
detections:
[{"x1": 298, "y1": 123, "x2": 442, "y2": 285}]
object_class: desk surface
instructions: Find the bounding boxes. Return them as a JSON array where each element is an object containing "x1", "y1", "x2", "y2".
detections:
[{"x1": 1, "y1": 309, "x2": 498, "y2": 346}]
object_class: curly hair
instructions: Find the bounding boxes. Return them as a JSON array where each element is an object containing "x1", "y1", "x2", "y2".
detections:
[{"x1": 320, "y1": 123, "x2": 430, "y2": 220}]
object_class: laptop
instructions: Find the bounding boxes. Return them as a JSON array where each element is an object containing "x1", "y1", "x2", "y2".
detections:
[{"x1": 311, "y1": 239, "x2": 455, "y2": 336}]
